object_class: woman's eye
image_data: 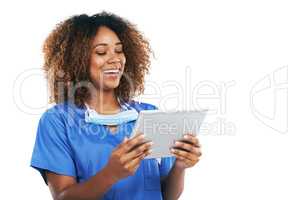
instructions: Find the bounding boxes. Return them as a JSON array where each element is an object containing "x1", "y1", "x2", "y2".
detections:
[
  {"x1": 96, "y1": 52, "x2": 106, "y2": 56},
  {"x1": 116, "y1": 49, "x2": 123, "y2": 54},
  {"x1": 96, "y1": 49, "x2": 123, "y2": 55}
]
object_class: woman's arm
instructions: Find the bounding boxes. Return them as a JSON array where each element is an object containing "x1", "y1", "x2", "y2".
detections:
[
  {"x1": 46, "y1": 166, "x2": 116, "y2": 200},
  {"x1": 161, "y1": 164, "x2": 185, "y2": 200},
  {"x1": 47, "y1": 133, "x2": 152, "y2": 200},
  {"x1": 162, "y1": 133, "x2": 202, "y2": 200}
]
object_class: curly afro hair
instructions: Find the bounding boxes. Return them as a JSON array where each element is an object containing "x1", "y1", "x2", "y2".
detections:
[{"x1": 43, "y1": 11, "x2": 152, "y2": 108}]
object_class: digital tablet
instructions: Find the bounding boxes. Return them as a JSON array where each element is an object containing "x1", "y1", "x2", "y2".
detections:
[{"x1": 131, "y1": 109, "x2": 208, "y2": 159}]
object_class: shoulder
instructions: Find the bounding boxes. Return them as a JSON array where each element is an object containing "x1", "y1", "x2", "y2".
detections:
[
  {"x1": 39, "y1": 102, "x2": 76, "y2": 124},
  {"x1": 127, "y1": 100, "x2": 158, "y2": 112}
]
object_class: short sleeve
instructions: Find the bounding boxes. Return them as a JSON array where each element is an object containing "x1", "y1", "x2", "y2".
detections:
[
  {"x1": 159, "y1": 156, "x2": 176, "y2": 178},
  {"x1": 30, "y1": 109, "x2": 76, "y2": 184}
]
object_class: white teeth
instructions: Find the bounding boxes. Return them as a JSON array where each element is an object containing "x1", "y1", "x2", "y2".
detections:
[{"x1": 103, "y1": 69, "x2": 119, "y2": 74}]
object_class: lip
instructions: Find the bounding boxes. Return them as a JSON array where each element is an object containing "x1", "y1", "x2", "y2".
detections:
[{"x1": 103, "y1": 64, "x2": 122, "y2": 71}]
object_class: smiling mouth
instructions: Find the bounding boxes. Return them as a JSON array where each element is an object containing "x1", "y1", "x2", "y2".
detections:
[{"x1": 103, "y1": 69, "x2": 121, "y2": 77}]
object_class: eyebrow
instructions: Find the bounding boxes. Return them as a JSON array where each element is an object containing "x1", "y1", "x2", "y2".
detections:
[{"x1": 93, "y1": 42, "x2": 122, "y2": 49}]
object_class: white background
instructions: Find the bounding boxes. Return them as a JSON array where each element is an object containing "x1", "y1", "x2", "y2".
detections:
[{"x1": 1, "y1": 0, "x2": 299, "y2": 199}]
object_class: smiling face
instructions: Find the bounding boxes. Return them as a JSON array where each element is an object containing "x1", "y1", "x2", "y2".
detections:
[{"x1": 89, "y1": 26, "x2": 126, "y2": 91}]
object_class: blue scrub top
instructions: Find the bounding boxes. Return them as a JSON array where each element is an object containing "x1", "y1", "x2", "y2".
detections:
[{"x1": 30, "y1": 101, "x2": 175, "y2": 200}]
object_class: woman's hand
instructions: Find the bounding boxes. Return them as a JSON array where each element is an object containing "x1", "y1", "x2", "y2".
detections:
[
  {"x1": 104, "y1": 133, "x2": 153, "y2": 182},
  {"x1": 170, "y1": 133, "x2": 202, "y2": 170}
]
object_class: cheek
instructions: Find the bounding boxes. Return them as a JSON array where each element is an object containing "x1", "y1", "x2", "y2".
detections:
[
  {"x1": 89, "y1": 55, "x2": 105, "y2": 77},
  {"x1": 121, "y1": 55, "x2": 126, "y2": 70},
  {"x1": 122, "y1": 55, "x2": 126, "y2": 65},
  {"x1": 90, "y1": 54, "x2": 106, "y2": 69}
]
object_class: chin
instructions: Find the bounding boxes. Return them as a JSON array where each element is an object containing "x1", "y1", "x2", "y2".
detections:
[
  {"x1": 92, "y1": 78, "x2": 121, "y2": 91},
  {"x1": 103, "y1": 81, "x2": 121, "y2": 90}
]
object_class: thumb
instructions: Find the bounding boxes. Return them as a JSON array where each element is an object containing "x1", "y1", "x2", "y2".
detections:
[{"x1": 123, "y1": 136, "x2": 129, "y2": 143}]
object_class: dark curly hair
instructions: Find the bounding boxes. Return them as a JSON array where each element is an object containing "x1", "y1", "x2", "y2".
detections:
[{"x1": 43, "y1": 11, "x2": 152, "y2": 108}]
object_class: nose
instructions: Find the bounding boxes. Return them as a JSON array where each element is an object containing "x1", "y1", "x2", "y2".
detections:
[{"x1": 107, "y1": 52, "x2": 121, "y2": 64}]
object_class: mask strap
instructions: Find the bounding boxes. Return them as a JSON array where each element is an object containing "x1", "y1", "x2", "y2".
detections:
[{"x1": 84, "y1": 102, "x2": 92, "y2": 111}]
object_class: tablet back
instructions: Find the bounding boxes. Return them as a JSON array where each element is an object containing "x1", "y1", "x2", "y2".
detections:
[{"x1": 132, "y1": 110, "x2": 208, "y2": 159}]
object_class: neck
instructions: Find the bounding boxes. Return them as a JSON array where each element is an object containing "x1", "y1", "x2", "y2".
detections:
[{"x1": 86, "y1": 89, "x2": 121, "y2": 114}]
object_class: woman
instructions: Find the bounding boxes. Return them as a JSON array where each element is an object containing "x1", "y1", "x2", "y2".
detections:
[{"x1": 30, "y1": 12, "x2": 202, "y2": 200}]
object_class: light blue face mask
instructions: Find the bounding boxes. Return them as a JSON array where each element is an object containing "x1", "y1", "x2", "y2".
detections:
[{"x1": 84, "y1": 99, "x2": 139, "y2": 126}]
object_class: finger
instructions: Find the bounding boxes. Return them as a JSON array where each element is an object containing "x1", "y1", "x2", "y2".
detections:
[
  {"x1": 174, "y1": 154, "x2": 195, "y2": 167},
  {"x1": 121, "y1": 132, "x2": 142, "y2": 144},
  {"x1": 171, "y1": 148, "x2": 199, "y2": 162},
  {"x1": 173, "y1": 151, "x2": 199, "y2": 166},
  {"x1": 121, "y1": 141, "x2": 153, "y2": 163},
  {"x1": 181, "y1": 134, "x2": 201, "y2": 148},
  {"x1": 122, "y1": 136, "x2": 129, "y2": 143},
  {"x1": 121, "y1": 133, "x2": 147, "y2": 153},
  {"x1": 125, "y1": 150, "x2": 151, "y2": 174},
  {"x1": 174, "y1": 141, "x2": 202, "y2": 157}
]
